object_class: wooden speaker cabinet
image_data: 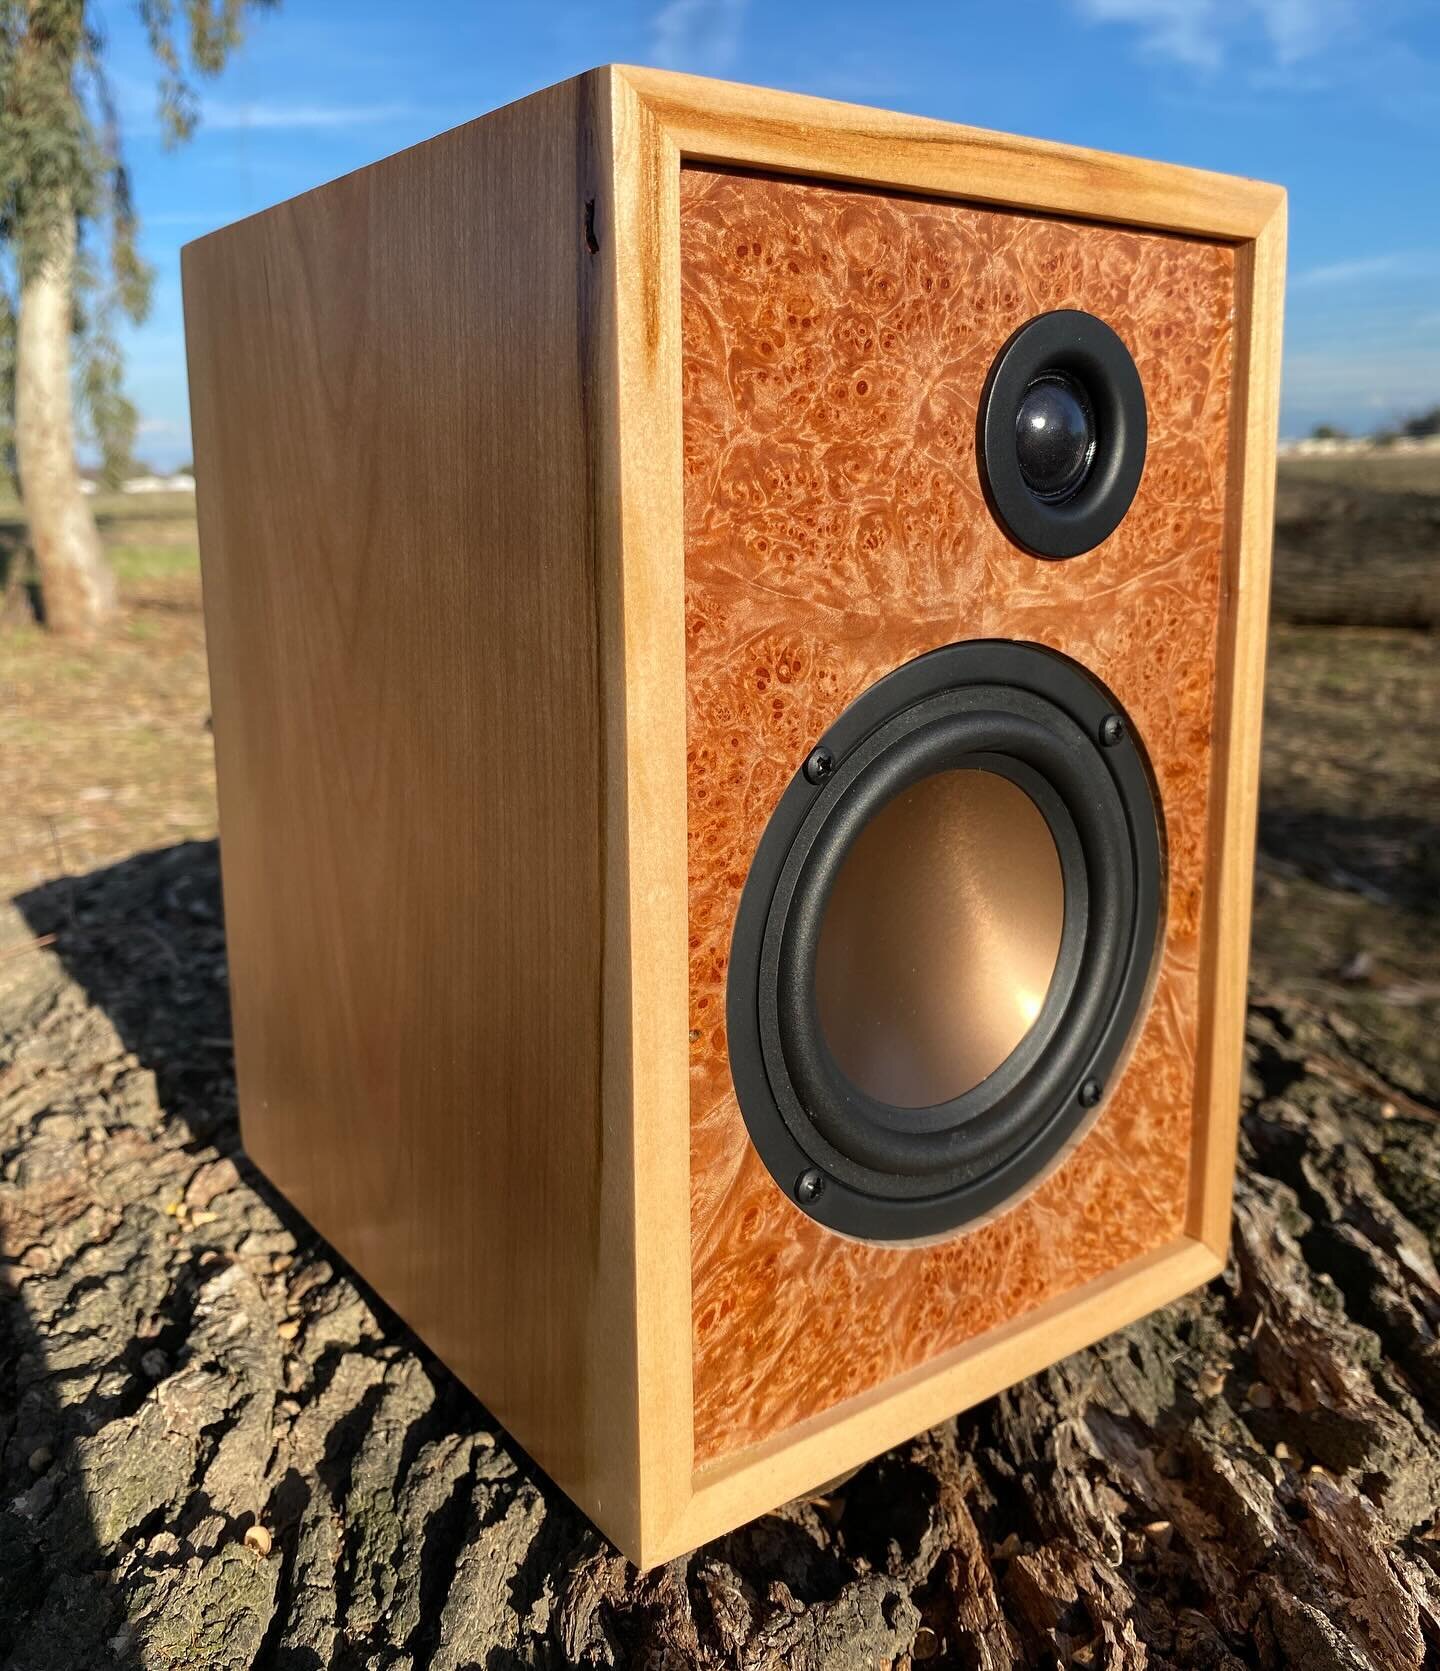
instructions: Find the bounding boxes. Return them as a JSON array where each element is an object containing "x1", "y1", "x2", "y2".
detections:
[{"x1": 183, "y1": 66, "x2": 1285, "y2": 1567}]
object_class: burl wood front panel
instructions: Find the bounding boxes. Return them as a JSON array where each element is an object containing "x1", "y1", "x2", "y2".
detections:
[{"x1": 681, "y1": 166, "x2": 1237, "y2": 1466}]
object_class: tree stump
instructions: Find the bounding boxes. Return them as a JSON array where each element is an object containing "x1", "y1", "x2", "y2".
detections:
[{"x1": 2, "y1": 842, "x2": 1439, "y2": 1670}]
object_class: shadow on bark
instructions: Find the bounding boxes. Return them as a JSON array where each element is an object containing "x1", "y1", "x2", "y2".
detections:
[
  {"x1": 0, "y1": 1188, "x2": 119, "y2": 1662},
  {"x1": 2, "y1": 842, "x2": 586, "y2": 1667},
  {"x1": 2, "y1": 842, "x2": 251, "y2": 1666}
]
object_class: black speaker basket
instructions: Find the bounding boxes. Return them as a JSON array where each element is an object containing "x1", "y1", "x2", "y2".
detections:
[{"x1": 727, "y1": 640, "x2": 1165, "y2": 1242}]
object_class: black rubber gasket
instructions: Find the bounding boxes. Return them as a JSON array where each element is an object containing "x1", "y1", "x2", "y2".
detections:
[
  {"x1": 979, "y1": 310, "x2": 1148, "y2": 560},
  {"x1": 726, "y1": 640, "x2": 1164, "y2": 1243}
]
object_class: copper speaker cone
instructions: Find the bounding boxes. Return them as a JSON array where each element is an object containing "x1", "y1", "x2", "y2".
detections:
[{"x1": 814, "y1": 769, "x2": 1065, "y2": 1109}]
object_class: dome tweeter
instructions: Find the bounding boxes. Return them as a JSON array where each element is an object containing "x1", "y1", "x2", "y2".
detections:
[{"x1": 980, "y1": 309, "x2": 1149, "y2": 559}]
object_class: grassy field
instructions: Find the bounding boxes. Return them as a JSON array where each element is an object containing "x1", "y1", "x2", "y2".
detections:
[
  {"x1": 0, "y1": 489, "x2": 200, "y2": 587},
  {"x1": 1254, "y1": 626, "x2": 1439, "y2": 1093},
  {"x1": 1278, "y1": 450, "x2": 1440, "y2": 494},
  {"x1": 0, "y1": 491, "x2": 211, "y2": 904},
  {"x1": 0, "y1": 485, "x2": 198, "y2": 528}
]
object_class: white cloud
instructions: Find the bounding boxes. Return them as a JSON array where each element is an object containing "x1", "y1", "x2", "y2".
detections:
[
  {"x1": 1291, "y1": 251, "x2": 1439, "y2": 288},
  {"x1": 1074, "y1": 0, "x2": 1358, "y2": 73},
  {"x1": 806, "y1": 59, "x2": 911, "y2": 104},
  {"x1": 1253, "y1": 0, "x2": 1355, "y2": 65},
  {"x1": 100, "y1": 64, "x2": 416, "y2": 137},
  {"x1": 651, "y1": 0, "x2": 748, "y2": 74},
  {"x1": 198, "y1": 100, "x2": 414, "y2": 132},
  {"x1": 1079, "y1": 0, "x2": 1223, "y2": 70},
  {"x1": 1283, "y1": 342, "x2": 1440, "y2": 425}
]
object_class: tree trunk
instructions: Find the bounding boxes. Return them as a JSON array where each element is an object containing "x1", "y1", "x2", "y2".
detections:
[{"x1": 14, "y1": 209, "x2": 117, "y2": 639}]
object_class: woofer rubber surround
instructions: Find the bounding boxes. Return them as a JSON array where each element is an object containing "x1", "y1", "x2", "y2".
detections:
[
  {"x1": 726, "y1": 640, "x2": 1165, "y2": 1243},
  {"x1": 980, "y1": 310, "x2": 1148, "y2": 559}
]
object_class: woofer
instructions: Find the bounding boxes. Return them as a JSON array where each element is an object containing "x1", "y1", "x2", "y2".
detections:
[
  {"x1": 728, "y1": 640, "x2": 1165, "y2": 1242},
  {"x1": 814, "y1": 767, "x2": 1066, "y2": 1108}
]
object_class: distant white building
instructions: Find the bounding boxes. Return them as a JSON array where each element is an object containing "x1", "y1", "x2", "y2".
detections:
[
  {"x1": 1277, "y1": 435, "x2": 1374, "y2": 457},
  {"x1": 1278, "y1": 430, "x2": 1440, "y2": 458},
  {"x1": 120, "y1": 473, "x2": 197, "y2": 494}
]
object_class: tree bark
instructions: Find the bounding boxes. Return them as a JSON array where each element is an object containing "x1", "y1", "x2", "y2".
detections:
[
  {"x1": 14, "y1": 209, "x2": 117, "y2": 639},
  {"x1": 2, "y1": 843, "x2": 1438, "y2": 1670}
]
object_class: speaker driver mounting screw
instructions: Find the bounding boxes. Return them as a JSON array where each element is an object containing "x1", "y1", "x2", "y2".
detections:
[
  {"x1": 1099, "y1": 714, "x2": 1126, "y2": 747},
  {"x1": 795, "y1": 1168, "x2": 826, "y2": 1203},
  {"x1": 803, "y1": 747, "x2": 836, "y2": 785},
  {"x1": 1079, "y1": 1078, "x2": 1103, "y2": 1108}
]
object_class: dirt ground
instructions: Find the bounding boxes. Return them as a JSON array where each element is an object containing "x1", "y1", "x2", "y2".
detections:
[{"x1": 0, "y1": 466, "x2": 1437, "y2": 1668}]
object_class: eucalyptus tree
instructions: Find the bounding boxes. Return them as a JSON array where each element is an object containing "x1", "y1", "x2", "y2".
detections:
[{"x1": 1, "y1": 0, "x2": 274, "y2": 637}]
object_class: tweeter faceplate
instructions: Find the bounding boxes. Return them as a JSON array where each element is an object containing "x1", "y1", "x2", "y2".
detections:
[{"x1": 980, "y1": 310, "x2": 1148, "y2": 559}]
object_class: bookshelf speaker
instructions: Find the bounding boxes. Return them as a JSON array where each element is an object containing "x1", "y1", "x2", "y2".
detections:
[{"x1": 183, "y1": 66, "x2": 1286, "y2": 1567}]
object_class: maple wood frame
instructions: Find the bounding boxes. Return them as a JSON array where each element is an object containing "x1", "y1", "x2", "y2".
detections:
[{"x1": 602, "y1": 66, "x2": 1283, "y2": 1565}]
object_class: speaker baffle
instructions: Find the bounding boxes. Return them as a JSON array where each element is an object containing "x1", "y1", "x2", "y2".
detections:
[
  {"x1": 727, "y1": 641, "x2": 1164, "y2": 1244},
  {"x1": 979, "y1": 310, "x2": 1147, "y2": 559}
]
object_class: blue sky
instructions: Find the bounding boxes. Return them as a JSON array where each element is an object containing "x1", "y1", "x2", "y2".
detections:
[{"x1": 92, "y1": 0, "x2": 1439, "y2": 467}]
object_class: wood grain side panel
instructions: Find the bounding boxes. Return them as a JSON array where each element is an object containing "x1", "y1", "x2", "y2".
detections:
[
  {"x1": 680, "y1": 167, "x2": 1237, "y2": 1465},
  {"x1": 183, "y1": 77, "x2": 638, "y2": 1531}
]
